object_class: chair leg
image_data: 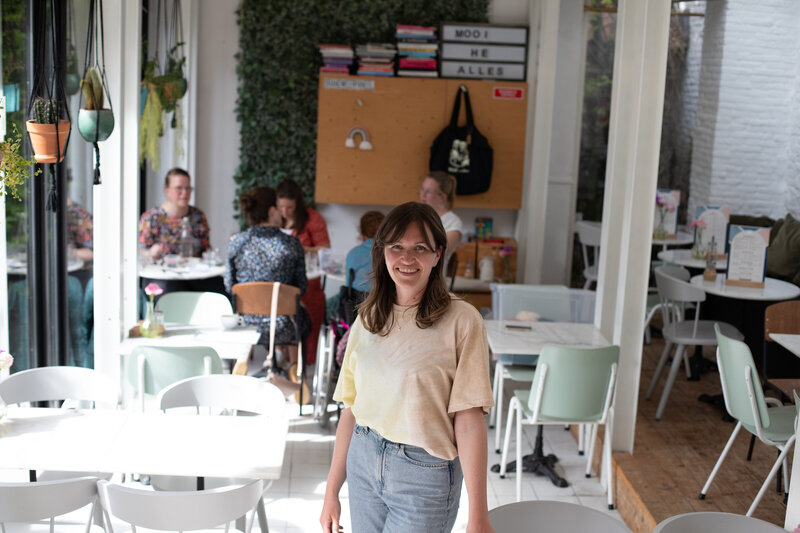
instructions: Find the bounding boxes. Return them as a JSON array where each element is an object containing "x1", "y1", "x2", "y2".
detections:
[
  {"x1": 682, "y1": 347, "x2": 692, "y2": 379},
  {"x1": 577, "y1": 424, "x2": 584, "y2": 456},
  {"x1": 515, "y1": 409, "x2": 523, "y2": 502},
  {"x1": 585, "y1": 423, "x2": 598, "y2": 478},
  {"x1": 646, "y1": 341, "x2": 673, "y2": 400},
  {"x1": 604, "y1": 410, "x2": 615, "y2": 509},
  {"x1": 499, "y1": 398, "x2": 518, "y2": 479},
  {"x1": 256, "y1": 496, "x2": 269, "y2": 533},
  {"x1": 494, "y1": 368, "x2": 506, "y2": 453},
  {"x1": 656, "y1": 344, "x2": 686, "y2": 420},
  {"x1": 746, "y1": 434, "x2": 755, "y2": 461},
  {"x1": 700, "y1": 422, "x2": 743, "y2": 499},
  {"x1": 489, "y1": 361, "x2": 502, "y2": 429},
  {"x1": 747, "y1": 435, "x2": 796, "y2": 517}
]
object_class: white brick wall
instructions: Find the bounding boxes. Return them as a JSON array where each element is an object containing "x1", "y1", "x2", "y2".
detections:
[{"x1": 690, "y1": 0, "x2": 800, "y2": 220}]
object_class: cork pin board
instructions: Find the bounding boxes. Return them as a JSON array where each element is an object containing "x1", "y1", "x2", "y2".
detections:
[{"x1": 315, "y1": 75, "x2": 530, "y2": 209}]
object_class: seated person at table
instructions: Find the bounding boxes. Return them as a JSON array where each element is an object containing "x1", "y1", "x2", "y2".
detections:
[
  {"x1": 345, "y1": 210, "x2": 384, "y2": 292},
  {"x1": 419, "y1": 171, "x2": 462, "y2": 264},
  {"x1": 225, "y1": 186, "x2": 311, "y2": 372},
  {"x1": 138, "y1": 168, "x2": 210, "y2": 260},
  {"x1": 67, "y1": 197, "x2": 93, "y2": 266}
]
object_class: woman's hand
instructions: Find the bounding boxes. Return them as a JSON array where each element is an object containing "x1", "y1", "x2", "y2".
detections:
[
  {"x1": 320, "y1": 493, "x2": 342, "y2": 532},
  {"x1": 466, "y1": 516, "x2": 495, "y2": 533},
  {"x1": 148, "y1": 243, "x2": 163, "y2": 260}
]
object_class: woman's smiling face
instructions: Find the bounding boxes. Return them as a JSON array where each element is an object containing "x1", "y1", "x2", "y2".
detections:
[{"x1": 384, "y1": 221, "x2": 441, "y2": 305}]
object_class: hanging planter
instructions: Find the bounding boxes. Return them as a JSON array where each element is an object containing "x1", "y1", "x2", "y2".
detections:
[
  {"x1": 77, "y1": 0, "x2": 114, "y2": 185},
  {"x1": 26, "y1": 98, "x2": 70, "y2": 164}
]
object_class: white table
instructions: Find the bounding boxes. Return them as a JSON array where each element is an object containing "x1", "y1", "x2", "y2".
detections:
[
  {"x1": 652, "y1": 230, "x2": 695, "y2": 252},
  {"x1": 119, "y1": 324, "x2": 259, "y2": 363},
  {"x1": 139, "y1": 262, "x2": 226, "y2": 281},
  {"x1": 690, "y1": 274, "x2": 800, "y2": 301},
  {"x1": 0, "y1": 407, "x2": 288, "y2": 480},
  {"x1": 769, "y1": 334, "x2": 800, "y2": 357},
  {"x1": 485, "y1": 320, "x2": 610, "y2": 457},
  {"x1": 657, "y1": 249, "x2": 727, "y2": 271}
]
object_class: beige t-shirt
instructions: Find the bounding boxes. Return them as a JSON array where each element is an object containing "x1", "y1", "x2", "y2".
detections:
[{"x1": 333, "y1": 298, "x2": 494, "y2": 460}]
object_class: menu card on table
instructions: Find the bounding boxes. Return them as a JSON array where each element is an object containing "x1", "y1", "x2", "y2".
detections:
[
  {"x1": 654, "y1": 189, "x2": 680, "y2": 239},
  {"x1": 725, "y1": 225, "x2": 770, "y2": 288},
  {"x1": 694, "y1": 205, "x2": 730, "y2": 257}
]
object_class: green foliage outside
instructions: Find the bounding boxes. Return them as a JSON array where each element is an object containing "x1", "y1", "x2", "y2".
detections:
[{"x1": 234, "y1": 0, "x2": 489, "y2": 222}]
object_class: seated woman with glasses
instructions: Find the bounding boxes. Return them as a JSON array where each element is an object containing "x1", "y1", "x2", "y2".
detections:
[
  {"x1": 419, "y1": 171, "x2": 462, "y2": 265},
  {"x1": 138, "y1": 167, "x2": 210, "y2": 261}
]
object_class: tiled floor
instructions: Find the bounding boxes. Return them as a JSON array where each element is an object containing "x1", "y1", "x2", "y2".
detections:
[{"x1": 2, "y1": 400, "x2": 622, "y2": 532}]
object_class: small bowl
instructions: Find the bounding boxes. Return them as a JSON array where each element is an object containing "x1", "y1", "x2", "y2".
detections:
[
  {"x1": 220, "y1": 314, "x2": 241, "y2": 329},
  {"x1": 163, "y1": 254, "x2": 182, "y2": 268}
]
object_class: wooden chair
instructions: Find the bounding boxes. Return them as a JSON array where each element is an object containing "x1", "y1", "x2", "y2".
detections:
[
  {"x1": 231, "y1": 282, "x2": 307, "y2": 409},
  {"x1": 763, "y1": 300, "x2": 800, "y2": 400}
]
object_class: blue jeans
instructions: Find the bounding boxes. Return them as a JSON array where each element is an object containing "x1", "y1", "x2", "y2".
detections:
[{"x1": 346, "y1": 423, "x2": 462, "y2": 532}]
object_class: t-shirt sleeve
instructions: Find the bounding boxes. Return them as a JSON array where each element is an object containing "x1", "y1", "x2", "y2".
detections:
[
  {"x1": 307, "y1": 209, "x2": 331, "y2": 248},
  {"x1": 332, "y1": 318, "x2": 361, "y2": 407},
  {"x1": 447, "y1": 304, "x2": 494, "y2": 414}
]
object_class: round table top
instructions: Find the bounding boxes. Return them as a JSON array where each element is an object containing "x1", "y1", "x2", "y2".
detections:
[
  {"x1": 657, "y1": 249, "x2": 727, "y2": 271},
  {"x1": 139, "y1": 262, "x2": 226, "y2": 281},
  {"x1": 8, "y1": 259, "x2": 84, "y2": 276},
  {"x1": 690, "y1": 274, "x2": 800, "y2": 301},
  {"x1": 652, "y1": 230, "x2": 694, "y2": 248}
]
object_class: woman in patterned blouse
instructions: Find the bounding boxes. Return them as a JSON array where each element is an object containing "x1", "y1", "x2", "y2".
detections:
[
  {"x1": 138, "y1": 168, "x2": 210, "y2": 260},
  {"x1": 277, "y1": 179, "x2": 330, "y2": 365},
  {"x1": 225, "y1": 186, "x2": 311, "y2": 366}
]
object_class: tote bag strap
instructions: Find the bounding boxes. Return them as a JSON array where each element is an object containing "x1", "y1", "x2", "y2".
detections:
[
  {"x1": 448, "y1": 85, "x2": 475, "y2": 142},
  {"x1": 448, "y1": 85, "x2": 465, "y2": 128}
]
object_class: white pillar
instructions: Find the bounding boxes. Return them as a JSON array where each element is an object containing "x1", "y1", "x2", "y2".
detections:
[{"x1": 596, "y1": 0, "x2": 671, "y2": 452}]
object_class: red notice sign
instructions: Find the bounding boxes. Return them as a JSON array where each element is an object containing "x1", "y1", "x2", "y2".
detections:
[{"x1": 493, "y1": 87, "x2": 524, "y2": 100}]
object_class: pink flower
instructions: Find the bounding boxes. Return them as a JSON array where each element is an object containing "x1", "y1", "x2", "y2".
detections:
[
  {"x1": 0, "y1": 350, "x2": 14, "y2": 370},
  {"x1": 499, "y1": 245, "x2": 514, "y2": 257},
  {"x1": 144, "y1": 283, "x2": 163, "y2": 297},
  {"x1": 690, "y1": 219, "x2": 707, "y2": 229}
]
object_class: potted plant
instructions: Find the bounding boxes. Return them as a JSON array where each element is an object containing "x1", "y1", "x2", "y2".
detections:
[
  {"x1": 0, "y1": 124, "x2": 40, "y2": 199},
  {"x1": 140, "y1": 43, "x2": 187, "y2": 168},
  {"x1": 78, "y1": 66, "x2": 114, "y2": 142},
  {"x1": 26, "y1": 97, "x2": 71, "y2": 163}
]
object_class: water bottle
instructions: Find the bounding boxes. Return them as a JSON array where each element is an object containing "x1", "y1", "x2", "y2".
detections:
[{"x1": 179, "y1": 217, "x2": 193, "y2": 260}]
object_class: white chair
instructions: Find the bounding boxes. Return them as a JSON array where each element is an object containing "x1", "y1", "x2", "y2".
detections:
[
  {"x1": 155, "y1": 291, "x2": 233, "y2": 327},
  {"x1": 646, "y1": 265, "x2": 743, "y2": 420},
  {"x1": 313, "y1": 323, "x2": 336, "y2": 426},
  {"x1": 153, "y1": 374, "x2": 286, "y2": 532},
  {"x1": 0, "y1": 366, "x2": 119, "y2": 409},
  {"x1": 698, "y1": 326, "x2": 797, "y2": 517},
  {"x1": 0, "y1": 476, "x2": 103, "y2": 533},
  {"x1": 500, "y1": 344, "x2": 619, "y2": 507},
  {"x1": 488, "y1": 284, "x2": 596, "y2": 453},
  {"x1": 0, "y1": 367, "x2": 118, "y2": 486},
  {"x1": 489, "y1": 500, "x2": 630, "y2": 532},
  {"x1": 652, "y1": 511, "x2": 785, "y2": 532},
  {"x1": 128, "y1": 345, "x2": 223, "y2": 412},
  {"x1": 97, "y1": 479, "x2": 263, "y2": 533},
  {"x1": 576, "y1": 220, "x2": 602, "y2": 290}
]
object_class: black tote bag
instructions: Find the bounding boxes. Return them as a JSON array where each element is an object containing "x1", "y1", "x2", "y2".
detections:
[{"x1": 429, "y1": 86, "x2": 493, "y2": 195}]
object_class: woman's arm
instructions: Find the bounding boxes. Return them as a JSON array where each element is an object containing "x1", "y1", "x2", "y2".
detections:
[
  {"x1": 320, "y1": 408, "x2": 356, "y2": 532},
  {"x1": 455, "y1": 407, "x2": 495, "y2": 533}
]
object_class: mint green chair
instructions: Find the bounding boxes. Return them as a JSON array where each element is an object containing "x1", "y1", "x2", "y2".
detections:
[
  {"x1": 155, "y1": 291, "x2": 233, "y2": 327},
  {"x1": 652, "y1": 511, "x2": 785, "y2": 532},
  {"x1": 499, "y1": 344, "x2": 619, "y2": 507},
  {"x1": 489, "y1": 500, "x2": 630, "y2": 532},
  {"x1": 128, "y1": 346, "x2": 223, "y2": 412},
  {"x1": 699, "y1": 325, "x2": 796, "y2": 516}
]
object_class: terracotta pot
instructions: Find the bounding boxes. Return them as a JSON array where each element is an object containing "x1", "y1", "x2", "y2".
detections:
[{"x1": 26, "y1": 120, "x2": 71, "y2": 163}]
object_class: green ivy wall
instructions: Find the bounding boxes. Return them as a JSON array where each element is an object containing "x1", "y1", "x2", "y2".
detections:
[{"x1": 234, "y1": 0, "x2": 489, "y2": 217}]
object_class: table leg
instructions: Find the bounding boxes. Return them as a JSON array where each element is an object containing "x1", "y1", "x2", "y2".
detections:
[{"x1": 490, "y1": 426, "x2": 569, "y2": 488}]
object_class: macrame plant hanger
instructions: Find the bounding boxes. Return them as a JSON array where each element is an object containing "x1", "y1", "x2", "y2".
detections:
[
  {"x1": 27, "y1": 0, "x2": 71, "y2": 213},
  {"x1": 81, "y1": 0, "x2": 113, "y2": 185}
]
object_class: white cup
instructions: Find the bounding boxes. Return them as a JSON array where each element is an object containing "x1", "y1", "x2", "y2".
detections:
[{"x1": 220, "y1": 314, "x2": 241, "y2": 329}]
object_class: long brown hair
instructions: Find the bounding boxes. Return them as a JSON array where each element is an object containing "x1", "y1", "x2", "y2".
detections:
[
  {"x1": 276, "y1": 179, "x2": 309, "y2": 232},
  {"x1": 359, "y1": 202, "x2": 451, "y2": 334}
]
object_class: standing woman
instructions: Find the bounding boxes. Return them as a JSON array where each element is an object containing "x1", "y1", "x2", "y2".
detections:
[
  {"x1": 320, "y1": 202, "x2": 494, "y2": 533},
  {"x1": 420, "y1": 171, "x2": 462, "y2": 264},
  {"x1": 276, "y1": 179, "x2": 330, "y2": 366}
]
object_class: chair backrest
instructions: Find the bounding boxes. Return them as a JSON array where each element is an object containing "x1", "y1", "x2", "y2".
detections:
[
  {"x1": 491, "y1": 284, "x2": 595, "y2": 323},
  {"x1": 446, "y1": 253, "x2": 458, "y2": 291},
  {"x1": 652, "y1": 511, "x2": 785, "y2": 532},
  {"x1": 157, "y1": 374, "x2": 285, "y2": 415},
  {"x1": 576, "y1": 220, "x2": 602, "y2": 268},
  {"x1": 232, "y1": 282, "x2": 299, "y2": 316},
  {"x1": 488, "y1": 500, "x2": 630, "y2": 532},
  {"x1": 128, "y1": 345, "x2": 223, "y2": 399},
  {"x1": 0, "y1": 476, "x2": 99, "y2": 532},
  {"x1": 155, "y1": 291, "x2": 233, "y2": 326},
  {"x1": 654, "y1": 265, "x2": 705, "y2": 310},
  {"x1": 528, "y1": 345, "x2": 619, "y2": 423},
  {"x1": 97, "y1": 479, "x2": 263, "y2": 533},
  {"x1": 0, "y1": 366, "x2": 119, "y2": 408},
  {"x1": 714, "y1": 324, "x2": 772, "y2": 433},
  {"x1": 764, "y1": 299, "x2": 800, "y2": 341}
]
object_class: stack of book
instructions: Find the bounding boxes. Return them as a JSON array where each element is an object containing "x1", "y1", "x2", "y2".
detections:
[
  {"x1": 318, "y1": 44, "x2": 354, "y2": 75},
  {"x1": 396, "y1": 25, "x2": 439, "y2": 77},
  {"x1": 355, "y1": 43, "x2": 397, "y2": 76}
]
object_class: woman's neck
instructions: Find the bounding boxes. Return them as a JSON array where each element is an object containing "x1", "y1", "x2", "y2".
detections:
[
  {"x1": 433, "y1": 205, "x2": 448, "y2": 217},
  {"x1": 162, "y1": 202, "x2": 189, "y2": 218},
  {"x1": 395, "y1": 288, "x2": 424, "y2": 306}
]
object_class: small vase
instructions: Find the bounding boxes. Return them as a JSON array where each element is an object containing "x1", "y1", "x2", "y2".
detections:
[
  {"x1": 502, "y1": 256, "x2": 513, "y2": 284},
  {"x1": 653, "y1": 221, "x2": 668, "y2": 241},
  {"x1": 140, "y1": 300, "x2": 160, "y2": 338}
]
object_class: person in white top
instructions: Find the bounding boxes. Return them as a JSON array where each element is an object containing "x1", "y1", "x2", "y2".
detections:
[{"x1": 419, "y1": 171, "x2": 463, "y2": 263}]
